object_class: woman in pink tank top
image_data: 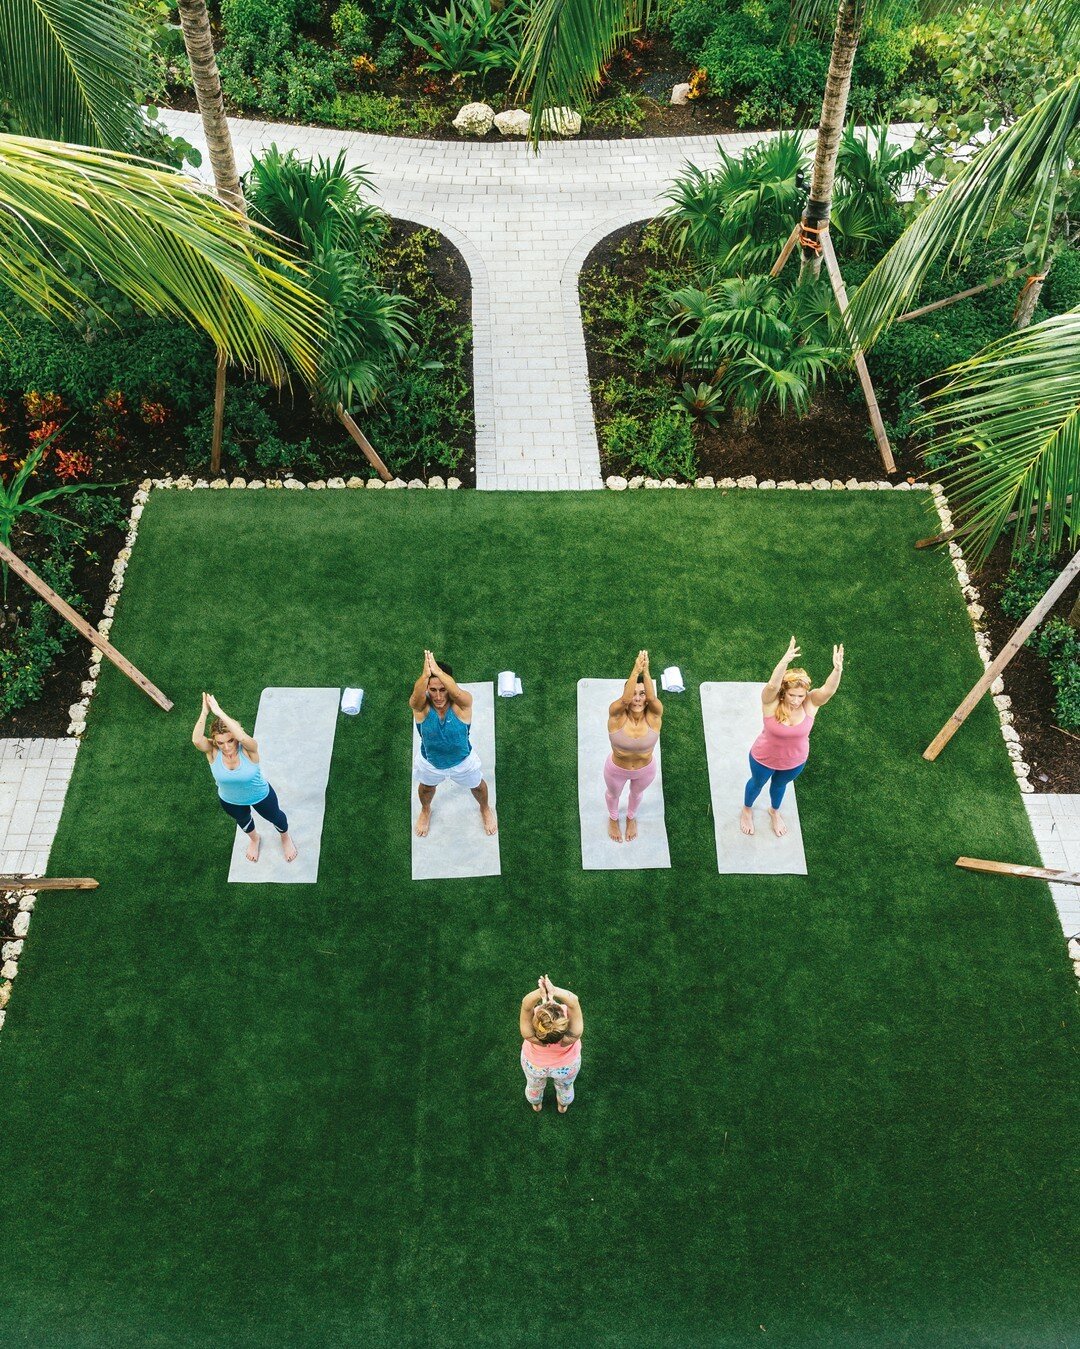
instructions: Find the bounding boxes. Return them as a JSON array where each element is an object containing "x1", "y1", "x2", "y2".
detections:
[
  {"x1": 520, "y1": 975, "x2": 584, "y2": 1113},
  {"x1": 604, "y1": 648, "x2": 663, "y2": 844},
  {"x1": 740, "y1": 636, "x2": 844, "y2": 839}
]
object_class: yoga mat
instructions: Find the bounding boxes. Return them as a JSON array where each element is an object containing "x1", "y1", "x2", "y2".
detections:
[
  {"x1": 411, "y1": 682, "x2": 501, "y2": 881},
  {"x1": 227, "y1": 686, "x2": 340, "y2": 885},
  {"x1": 577, "y1": 679, "x2": 671, "y2": 871},
  {"x1": 700, "y1": 681, "x2": 807, "y2": 875}
]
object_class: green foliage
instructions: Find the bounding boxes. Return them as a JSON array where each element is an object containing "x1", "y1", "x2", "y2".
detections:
[
  {"x1": 1043, "y1": 247, "x2": 1080, "y2": 313},
  {"x1": 675, "y1": 380, "x2": 726, "y2": 426},
  {"x1": 587, "y1": 91, "x2": 656, "y2": 131},
  {"x1": 401, "y1": 0, "x2": 523, "y2": 82},
  {"x1": 374, "y1": 30, "x2": 407, "y2": 71},
  {"x1": 903, "y1": 6, "x2": 1077, "y2": 160},
  {"x1": 662, "y1": 131, "x2": 808, "y2": 272},
  {"x1": 1033, "y1": 617, "x2": 1080, "y2": 730},
  {"x1": 330, "y1": 1, "x2": 374, "y2": 56},
  {"x1": 998, "y1": 551, "x2": 1061, "y2": 623},
  {"x1": 669, "y1": 0, "x2": 918, "y2": 128},
  {"x1": 184, "y1": 383, "x2": 319, "y2": 474},
  {"x1": 601, "y1": 404, "x2": 698, "y2": 480},
  {"x1": 316, "y1": 91, "x2": 445, "y2": 134},
  {"x1": 0, "y1": 601, "x2": 65, "y2": 719},
  {"x1": 219, "y1": 0, "x2": 349, "y2": 120},
  {"x1": 832, "y1": 123, "x2": 929, "y2": 261}
]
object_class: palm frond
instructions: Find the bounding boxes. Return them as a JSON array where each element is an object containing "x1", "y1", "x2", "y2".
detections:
[
  {"x1": 0, "y1": 135, "x2": 324, "y2": 382},
  {"x1": 515, "y1": 0, "x2": 664, "y2": 146},
  {"x1": 919, "y1": 308, "x2": 1080, "y2": 562},
  {"x1": 847, "y1": 72, "x2": 1080, "y2": 349},
  {"x1": 0, "y1": 0, "x2": 148, "y2": 148}
]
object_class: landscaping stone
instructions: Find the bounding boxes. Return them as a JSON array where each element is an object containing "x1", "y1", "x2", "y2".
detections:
[
  {"x1": 670, "y1": 82, "x2": 690, "y2": 105},
  {"x1": 606, "y1": 475, "x2": 628, "y2": 490},
  {"x1": 452, "y1": 102, "x2": 495, "y2": 135},
  {"x1": 540, "y1": 106, "x2": 581, "y2": 136},
  {"x1": 494, "y1": 109, "x2": 531, "y2": 136}
]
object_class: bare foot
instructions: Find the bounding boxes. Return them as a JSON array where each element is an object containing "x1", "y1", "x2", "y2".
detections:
[
  {"x1": 739, "y1": 807, "x2": 755, "y2": 836},
  {"x1": 416, "y1": 806, "x2": 431, "y2": 837},
  {"x1": 280, "y1": 831, "x2": 298, "y2": 862},
  {"x1": 481, "y1": 805, "x2": 498, "y2": 835},
  {"x1": 607, "y1": 817, "x2": 623, "y2": 843},
  {"x1": 532, "y1": 1102, "x2": 542, "y2": 1113},
  {"x1": 768, "y1": 809, "x2": 788, "y2": 837},
  {"x1": 626, "y1": 818, "x2": 638, "y2": 842},
  {"x1": 557, "y1": 1103, "x2": 569, "y2": 1114},
  {"x1": 245, "y1": 831, "x2": 261, "y2": 863}
]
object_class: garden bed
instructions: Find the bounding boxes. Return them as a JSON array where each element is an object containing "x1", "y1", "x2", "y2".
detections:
[
  {"x1": 581, "y1": 221, "x2": 924, "y2": 483},
  {"x1": 976, "y1": 539, "x2": 1080, "y2": 793}
]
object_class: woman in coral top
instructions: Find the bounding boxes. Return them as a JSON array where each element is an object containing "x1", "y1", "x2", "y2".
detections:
[
  {"x1": 519, "y1": 976, "x2": 584, "y2": 1114},
  {"x1": 740, "y1": 636, "x2": 844, "y2": 839}
]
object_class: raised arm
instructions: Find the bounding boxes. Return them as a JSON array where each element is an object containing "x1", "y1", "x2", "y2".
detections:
[
  {"x1": 610, "y1": 650, "x2": 646, "y2": 715},
  {"x1": 640, "y1": 650, "x2": 663, "y2": 718},
  {"x1": 192, "y1": 692, "x2": 212, "y2": 752},
  {"x1": 810, "y1": 645, "x2": 844, "y2": 707},
  {"x1": 763, "y1": 637, "x2": 800, "y2": 705},
  {"x1": 409, "y1": 650, "x2": 433, "y2": 713},
  {"x1": 542, "y1": 976, "x2": 584, "y2": 1041},
  {"x1": 429, "y1": 652, "x2": 472, "y2": 711},
  {"x1": 205, "y1": 695, "x2": 257, "y2": 754},
  {"x1": 519, "y1": 986, "x2": 545, "y2": 1042}
]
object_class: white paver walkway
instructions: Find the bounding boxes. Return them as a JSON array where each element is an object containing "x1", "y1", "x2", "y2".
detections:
[
  {"x1": 0, "y1": 739, "x2": 78, "y2": 875},
  {"x1": 1023, "y1": 795, "x2": 1080, "y2": 939},
  {"x1": 160, "y1": 110, "x2": 919, "y2": 490}
]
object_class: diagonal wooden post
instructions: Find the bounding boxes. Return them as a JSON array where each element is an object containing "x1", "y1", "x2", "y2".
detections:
[
  {"x1": 818, "y1": 229, "x2": 896, "y2": 474},
  {"x1": 956, "y1": 857, "x2": 1080, "y2": 885},
  {"x1": 769, "y1": 224, "x2": 802, "y2": 279},
  {"x1": 0, "y1": 541, "x2": 172, "y2": 711},
  {"x1": 924, "y1": 546, "x2": 1080, "y2": 760},
  {"x1": 337, "y1": 407, "x2": 392, "y2": 482},
  {"x1": 0, "y1": 877, "x2": 98, "y2": 890}
]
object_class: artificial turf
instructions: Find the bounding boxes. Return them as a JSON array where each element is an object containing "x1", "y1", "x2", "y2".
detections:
[{"x1": 0, "y1": 490, "x2": 1076, "y2": 1347}]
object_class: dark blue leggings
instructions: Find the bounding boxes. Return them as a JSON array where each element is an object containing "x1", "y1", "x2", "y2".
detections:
[
  {"x1": 743, "y1": 754, "x2": 805, "y2": 810},
  {"x1": 219, "y1": 784, "x2": 288, "y2": 834}
]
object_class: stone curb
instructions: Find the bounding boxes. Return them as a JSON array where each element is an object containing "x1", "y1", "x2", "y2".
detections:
[{"x1": 605, "y1": 474, "x2": 931, "y2": 492}]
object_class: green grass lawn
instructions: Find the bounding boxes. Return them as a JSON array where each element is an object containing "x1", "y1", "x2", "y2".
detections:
[{"x1": 1, "y1": 490, "x2": 1076, "y2": 1347}]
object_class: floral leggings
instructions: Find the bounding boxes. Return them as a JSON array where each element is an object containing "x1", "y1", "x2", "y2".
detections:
[{"x1": 521, "y1": 1046, "x2": 581, "y2": 1108}]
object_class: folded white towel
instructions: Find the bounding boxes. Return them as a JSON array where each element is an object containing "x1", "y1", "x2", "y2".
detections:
[
  {"x1": 498, "y1": 671, "x2": 523, "y2": 698},
  {"x1": 661, "y1": 666, "x2": 685, "y2": 693},
  {"x1": 340, "y1": 687, "x2": 364, "y2": 715}
]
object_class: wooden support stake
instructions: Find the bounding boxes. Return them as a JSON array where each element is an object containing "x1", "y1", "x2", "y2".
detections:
[
  {"x1": 769, "y1": 224, "x2": 802, "y2": 279},
  {"x1": 0, "y1": 542, "x2": 172, "y2": 711},
  {"x1": 924, "y1": 546, "x2": 1080, "y2": 760},
  {"x1": 337, "y1": 406, "x2": 392, "y2": 482},
  {"x1": 895, "y1": 275, "x2": 1010, "y2": 324},
  {"x1": 956, "y1": 857, "x2": 1080, "y2": 886},
  {"x1": 819, "y1": 229, "x2": 897, "y2": 475},
  {"x1": 0, "y1": 876, "x2": 99, "y2": 891},
  {"x1": 915, "y1": 494, "x2": 1074, "y2": 550}
]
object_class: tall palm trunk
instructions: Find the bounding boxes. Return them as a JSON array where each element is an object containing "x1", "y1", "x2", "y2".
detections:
[
  {"x1": 176, "y1": 0, "x2": 247, "y2": 473},
  {"x1": 799, "y1": 0, "x2": 863, "y2": 282},
  {"x1": 1013, "y1": 269, "x2": 1047, "y2": 329}
]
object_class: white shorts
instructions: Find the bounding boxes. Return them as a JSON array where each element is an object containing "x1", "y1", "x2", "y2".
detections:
[{"x1": 414, "y1": 747, "x2": 484, "y2": 790}]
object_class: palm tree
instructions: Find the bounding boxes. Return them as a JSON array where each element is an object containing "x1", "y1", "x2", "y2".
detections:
[
  {"x1": 845, "y1": 75, "x2": 1080, "y2": 562},
  {"x1": 0, "y1": 0, "x2": 322, "y2": 386}
]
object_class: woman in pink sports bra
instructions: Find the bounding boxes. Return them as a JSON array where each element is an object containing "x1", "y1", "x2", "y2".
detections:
[
  {"x1": 519, "y1": 975, "x2": 584, "y2": 1114},
  {"x1": 740, "y1": 636, "x2": 844, "y2": 839},
  {"x1": 605, "y1": 648, "x2": 663, "y2": 843}
]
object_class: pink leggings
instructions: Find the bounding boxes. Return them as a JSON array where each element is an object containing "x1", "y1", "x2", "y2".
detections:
[{"x1": 603, "y1": 754, "x2": 657, "y2": 821}]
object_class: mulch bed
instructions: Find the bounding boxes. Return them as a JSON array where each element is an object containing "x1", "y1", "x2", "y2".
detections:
[
  {"x1": 582, "y1": 221, "x2": 923, "y2": 482},
  {"x1": 975, "y1": 539, "x2": 1080, "y2": 793}
]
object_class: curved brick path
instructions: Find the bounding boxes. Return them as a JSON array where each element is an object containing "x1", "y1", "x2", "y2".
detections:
[{"x1": 161, "y1": 110, "x2": 918, "y2": 490}]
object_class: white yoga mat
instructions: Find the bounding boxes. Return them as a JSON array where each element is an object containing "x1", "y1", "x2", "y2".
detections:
[
  {"x1": 411, "y1": 682, "x2": 501, "y2": 881},
  {"x1": 577, "y1": 679, "x2": 671, "y2": 871},
  {"x1": 700, "y1": 682, "x2": 807, "y2": 876},
  {"x1": 227, "y1": 686, "x2": 340, "y2": 885}
]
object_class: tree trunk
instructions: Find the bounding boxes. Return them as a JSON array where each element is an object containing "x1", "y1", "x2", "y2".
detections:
[
  {"x1": 1068, "y1": 587, "x2": 1080, "y2": 630},
  {"x1": 799, "y1": 0, "x2": 863, "y2": 283},
  {"x1": 1013, "y1": 267, "x2": 1048, "y2": 330},
  {"x1": 176, "y1": 0, "x2": 248, "y2": 474},
  {"x1": 175, "y1": 0, "x2": 247, "y2": 218}
]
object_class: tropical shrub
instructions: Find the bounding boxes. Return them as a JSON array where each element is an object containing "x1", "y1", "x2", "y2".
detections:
[
  {"x1": 1033, "y1": 618, "x2": 1080, "y2": 731},
  {"x1": 1043, "y1": 247, "x2": 1080, "y2": 313},
  {"x1": 999, "y1": 551, "x2": 1061, "y2": 623},
  {"x1": 183, "y1": 383, "x2": 319, "y2": 473},
  {"x1": 401, "y1": 0, "x2": 524, "y2": 82},
  {"x1": 831, "y1": 122, "x2": 929, "y2": 260},
  {"x1": 316, "y1": 90, "x2": 445, "y2": 134},
  {"x1": 219, "y1": 0, "x2": 348, "y2": 120},
  {"x1": 0, "y1": 601, "x2": 66, "y2": 719},
  {"x1": 331, "y1": 1, "x2": 374, "y2": 56}
]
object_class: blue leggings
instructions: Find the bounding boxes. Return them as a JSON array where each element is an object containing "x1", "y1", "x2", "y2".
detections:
[
  {"x1": 743, "y1": 754, "x2": 805, "y2": 810},
  {"x1": 218, "y1": 784, "x2": 289, "y2": 834}
]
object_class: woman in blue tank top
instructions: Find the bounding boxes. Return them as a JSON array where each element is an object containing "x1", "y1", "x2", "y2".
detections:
[
  {"x1": 192, "y1": 692, "x2": 297, "y2": 864},
  {"x1": 409, "y1": 650, "x2": 497, "y2": 839}
]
